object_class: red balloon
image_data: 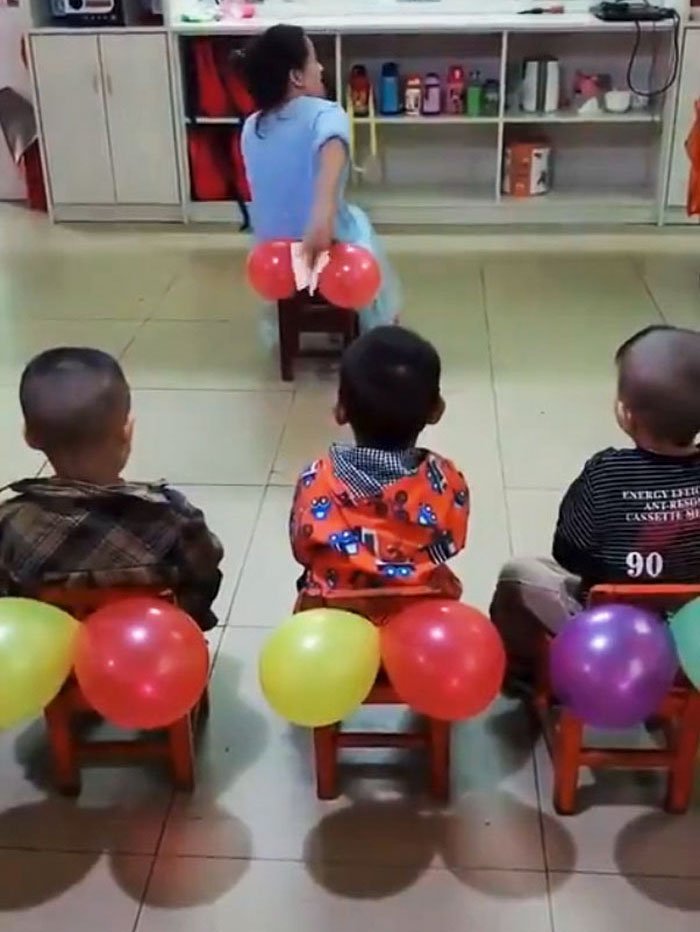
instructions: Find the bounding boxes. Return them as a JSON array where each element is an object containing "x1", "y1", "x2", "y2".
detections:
[
  {"x1": 318, "y1": 243, "x2": 381, "y2": 309},
  {"x1": 247, "y1": 240, "x2": 295, "y2": 301},
  {"x1": 74, "y1": 598, "x2": 208, "y2": 729},
  {"x1": 381, "y1": 601, "x2": 505, "y2": 721}
]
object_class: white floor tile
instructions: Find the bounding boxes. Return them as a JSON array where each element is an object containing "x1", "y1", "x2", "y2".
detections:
[
  {"x1": 127, "y1": 390, "x2": 291, "y2": 485},
  {"x1": 0, "y1": 320, "x2": 140, "y2": 388},
  {"x1": 550, "y1": 871, "x2": 700, "y2": 932},
  {"x1": 122, "y1": 320, "x2": 288, "y2": 392},
  {"x1": 173, "y1": 485, "x2": 264, "y2": 623}
]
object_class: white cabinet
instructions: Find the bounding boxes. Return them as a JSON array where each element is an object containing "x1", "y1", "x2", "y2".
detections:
[
  {"x1": 32, "y1": 34, "x2": 114, "y2": 204},
  {"x1": 667, "y1": 28, "x2": 700, "y2": 209},
  {"x1": 100, "y1": 35, "x2": 180, "y2": 205},
  {"x1": 31, "y1": 32, "x2": 180, "y2": 208}
]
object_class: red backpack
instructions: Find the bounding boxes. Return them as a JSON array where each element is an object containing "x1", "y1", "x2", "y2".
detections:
[{"x1": 185, "y1": 38, "x2": 254, "y2": 227}]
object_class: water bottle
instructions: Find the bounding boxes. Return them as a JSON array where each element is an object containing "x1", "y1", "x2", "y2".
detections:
[{"x1": 379, "y1": 62, "x2": 401, "y2": 115}]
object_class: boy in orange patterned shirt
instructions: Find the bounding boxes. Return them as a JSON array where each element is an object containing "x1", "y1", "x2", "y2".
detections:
[{"x1": 290, "y1": 327, "x2": 469, "y2": 617}]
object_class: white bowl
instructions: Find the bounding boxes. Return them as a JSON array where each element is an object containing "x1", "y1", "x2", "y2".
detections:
[{"x1": 604, "y1": 90, "x2": 631, "y2": 113}]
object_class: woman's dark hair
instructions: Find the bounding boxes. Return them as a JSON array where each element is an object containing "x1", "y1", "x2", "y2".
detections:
[{"x1": 243, "y1": 24, "x2": 309, "y2": 115}]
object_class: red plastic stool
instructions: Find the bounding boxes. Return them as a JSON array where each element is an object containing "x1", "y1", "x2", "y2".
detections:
[
  {"x1": 533, "y1": 582, "x2": 700, "y2": 815},
  {"x1": 313, "y1": 669, "x2": 451, "y2": 801},
  {"x1": 299, "y1": 590, "x2": 452, "y2": 801}
]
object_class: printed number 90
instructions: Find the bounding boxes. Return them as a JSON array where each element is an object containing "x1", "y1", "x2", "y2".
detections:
[{"x1": 626, "y1": 551, "x2": 663, "y2": 579}]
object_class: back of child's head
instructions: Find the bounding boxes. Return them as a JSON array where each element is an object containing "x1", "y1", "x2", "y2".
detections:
[
  {"x1": 243, "y1": 24, "x2": 308, "y2": 113},
  {"x1": 20, "y1": 347, "x2": 131, "y2": 460},
  {"x1": 338, "y1": 326, "x2": 442, "y2": 451},
  {"x1": 615, "y1": 325, "x2": 700, "y2": 447}
]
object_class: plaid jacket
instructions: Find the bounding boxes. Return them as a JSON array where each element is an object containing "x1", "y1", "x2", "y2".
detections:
[{"x1": 0, "y1": 478, "x2": 223, "y2": 631}]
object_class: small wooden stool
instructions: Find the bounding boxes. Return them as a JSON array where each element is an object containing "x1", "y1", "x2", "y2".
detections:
[
  {"x1": 298, "y1": 590, "x2": 451, "y2": 801},
  {"x1": 38, "y1": 586, "x2": 209, "y2": 796},
  {"x1": 533, "y1": 583, "x2": 700, "y2": 815},
  {"x1": 277, "y1": 292, "x2": 359, "y2": 382},
  {"x1": 314, "y1": 670, "x2": 451, "y2": 801}
]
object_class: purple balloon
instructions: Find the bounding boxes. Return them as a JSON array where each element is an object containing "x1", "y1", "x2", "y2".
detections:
[{"x1": 550, "y1": 603, "x2": 678, "y2": 729}]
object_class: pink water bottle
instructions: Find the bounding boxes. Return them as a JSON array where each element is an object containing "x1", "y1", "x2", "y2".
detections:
[{"x1": 446, "y1": 65, "x2": 465, "y2": 115}]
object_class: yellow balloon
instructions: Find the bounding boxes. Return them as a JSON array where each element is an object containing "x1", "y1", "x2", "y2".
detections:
[
  {"x1": 259, "y1": 609, "x2": 380, "y2": 727},
  {"x1": 0, "y1": 598, "x2": 80, "y2": 729}
]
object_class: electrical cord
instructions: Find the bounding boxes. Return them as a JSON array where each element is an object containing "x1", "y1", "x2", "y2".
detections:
[{"x1": 626, "y1": 7, "x2": 680, "y2": 98}]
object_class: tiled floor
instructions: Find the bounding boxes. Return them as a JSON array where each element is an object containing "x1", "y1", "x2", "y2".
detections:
[{"x1": 1, "y1": 205, "x2": 700, "y2": 930}]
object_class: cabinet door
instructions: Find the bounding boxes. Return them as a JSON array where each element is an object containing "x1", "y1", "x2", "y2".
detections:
[
  {"x1": 99, "y1": 34, "x2": 180, "y2": 205},
  {"x1": 32, "y1": 34, "x2": 115, "y2": 205},
  {"x1": 667, "y1": 30, "x2": 700, "y2": 208}
]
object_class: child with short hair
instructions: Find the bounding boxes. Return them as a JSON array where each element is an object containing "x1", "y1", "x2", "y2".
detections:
[
  {"x1": 0, "y1": 347, "x2": 223, "y2": 630},
  {"x1": 290, "y1": 327, "x2": 469, "y2": 617},
  {"x1": 241, "y1": 24, "x2": 399, "y2": 331},
  {"x1": 491, "y1": 324, "x2": 700, "y2": 687}
]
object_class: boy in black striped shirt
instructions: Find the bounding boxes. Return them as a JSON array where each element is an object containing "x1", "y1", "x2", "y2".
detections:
[{"x1": 490, "y1": 325, "x2": 700, "y2": 688}]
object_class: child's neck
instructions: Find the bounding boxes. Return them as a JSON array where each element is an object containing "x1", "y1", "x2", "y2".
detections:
[
  {"x1": 49, "y1": 453, "x2": 123, "y2": 487},
  {"x1": 638, "y1": 439, "x2": 698, "y2": 458},
  {"x1": 353, "y1": 435, "x2": 418, "y2": 452}
]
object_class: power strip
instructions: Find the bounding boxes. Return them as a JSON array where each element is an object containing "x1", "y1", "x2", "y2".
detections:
[{"x1": 591, "y1": 1, "x2": 676, "y2": 20}]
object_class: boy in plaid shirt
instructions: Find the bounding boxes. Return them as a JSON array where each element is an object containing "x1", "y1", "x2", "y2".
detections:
[
  {"x1": 0, "y1": 348, "x2": 222, "y2": 630},
  {"x1": 290, "y1": 327, "x2": 469, "y2": 619}
]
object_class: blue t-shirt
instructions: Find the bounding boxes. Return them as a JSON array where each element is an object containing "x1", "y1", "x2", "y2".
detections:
[{"x1": 241, "y1": 96, "x2": 352, "y2": 243}]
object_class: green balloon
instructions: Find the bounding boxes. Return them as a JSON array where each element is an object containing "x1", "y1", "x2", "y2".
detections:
[
  {"x1": 670, "y1": 597, "x2": 700, "y2": 689},
  {"x1": 0, "y1": 598, "x2": 79, "y2": 729}
]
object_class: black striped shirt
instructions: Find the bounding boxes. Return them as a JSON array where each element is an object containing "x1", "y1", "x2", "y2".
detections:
[{"x1": 553, "y1": 447, "x2": 700, "y2": 587}]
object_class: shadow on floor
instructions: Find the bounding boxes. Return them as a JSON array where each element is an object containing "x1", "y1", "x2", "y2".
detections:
[
  {"x1": 615, "y1": 810, "x2": 700, "y2": 910},
  {"x1": 304, "y1": 790, "x2": 576, "y2": 900},
  {"x1": 0, "y1": 821, "x2": 100, "y2": 911},
  {"x1": 303, "y1": 798, "x2": 440, "y2": 898},
  {"x1": 111, "y1": 808, "x2": 252, "y2": 909}
]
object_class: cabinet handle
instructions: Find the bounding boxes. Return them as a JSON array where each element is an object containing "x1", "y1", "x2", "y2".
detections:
[{"x1": 105, "y1": 74, "x2": 113, "y2": 96}]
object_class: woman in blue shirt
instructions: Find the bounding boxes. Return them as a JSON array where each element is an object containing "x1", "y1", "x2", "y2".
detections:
[{"x1": 241, "y1": 24, "x2": 399, "y2": 330}]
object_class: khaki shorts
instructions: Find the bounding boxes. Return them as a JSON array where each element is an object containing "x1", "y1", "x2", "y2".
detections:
[{"x1": 489, "y1": 557, "x2": 583, "y2": 677}]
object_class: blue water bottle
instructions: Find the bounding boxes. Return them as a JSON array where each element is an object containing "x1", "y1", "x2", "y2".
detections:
[{"x1": 379, "y1": 62, "x2": 401, "y2": 115}]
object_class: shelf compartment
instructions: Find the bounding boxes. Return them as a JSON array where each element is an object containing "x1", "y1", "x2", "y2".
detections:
[
  {"x1": 341, "y1": 30, "x2": 503, "y2": 116},
  {"x1": 350, "y1": 122, "x2": 499, "y2": 196},
  {"x1": 504, "y1": 29, "x2": 672, "y2": 119},
  {"x1": 501, "y1": 122, "x2": 661, "y2": 210}
]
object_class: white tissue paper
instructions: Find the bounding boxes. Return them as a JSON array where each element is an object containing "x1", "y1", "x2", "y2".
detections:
[{"x1": 290, "y1": 242, "x2": 330, "y2": 296}]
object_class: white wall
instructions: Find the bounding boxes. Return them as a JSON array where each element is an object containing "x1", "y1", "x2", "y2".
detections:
[{"x1": 0, "y1": 4, "x2": 32, "y2": 200}]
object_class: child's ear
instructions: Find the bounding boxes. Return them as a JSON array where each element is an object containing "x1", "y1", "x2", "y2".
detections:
[
  {"x1": 334, "y1": 400, "x2": 348, "y2": 427},
  {"x1": 615, "y1": 398, "x2": 632, "y2": 435},
  {"x1": 23, "y1": 424, "x2": 41, "y2": 451},
  {"x1": 427, "y1": 396, "x2": 446, "y2": 426},
  {"x1": 123, "y1": 414, "x2": 135, "y2": 446}
]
